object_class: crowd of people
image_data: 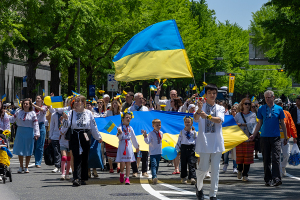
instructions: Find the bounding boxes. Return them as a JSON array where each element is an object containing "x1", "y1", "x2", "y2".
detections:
[{"x1": 1, "y1": 83, "x2": 300, "y2": 200}]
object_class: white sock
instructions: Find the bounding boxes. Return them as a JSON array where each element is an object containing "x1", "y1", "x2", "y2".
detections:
[{"x1": 126, "y1": 176, "x2": 129, "y2": 179}]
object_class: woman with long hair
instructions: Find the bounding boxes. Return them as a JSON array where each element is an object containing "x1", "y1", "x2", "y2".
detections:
[
  {"x1": 10, "y1": 99, "x2": 40, "y2": 173},
  {"x1": 32, "y1": 95, "x2": 48, "y2": 168},
  {"x1": 234, "y1": 98, "x2": 257, "y2": 181}
]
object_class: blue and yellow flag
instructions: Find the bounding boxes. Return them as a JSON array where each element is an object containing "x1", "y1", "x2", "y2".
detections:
[
  {"x1": 16, "y1": 95, "x2": 21, "y2": 107},
  {"x1": 149, "y1": 85, "x2": 157, "y2": 91},
  {"x1": 1, "y1": 94, "x2": 6, "y2": 102},
  {"x1": 42, "y1": 89, "x2": 45, "y2": 97},
  {"x1": 44, "y1": 96, "x2": 64, "y2": 108},
  {"x1": 113, "y1": 20, "x2": 193, "y2": 82},
  {"x1": 251, "y1": 96, "x2": 256, "y2": 102},
  {"x1": 72, "y1": 90, "x2": 80, "y2": 96},
  {"x1": 95, "y1": 111, "x2": 247, "y2": 153},
  {"x1": 104, "y1": 120, "x2": 116, "y2": 133},
  {"x1": 92, "y1": 98, "x2": 97, "y2": 104}
]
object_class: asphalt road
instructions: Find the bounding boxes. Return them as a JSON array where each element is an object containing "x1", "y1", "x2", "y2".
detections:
[{"x1": 1, "y1": 141, "x2": 300, "y2": 200}]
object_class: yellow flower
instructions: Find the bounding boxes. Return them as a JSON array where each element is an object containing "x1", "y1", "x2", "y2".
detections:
[
  {"x1": 3, "y1": 130, "x2": 10, "y2": 136},
  {"x1": 160, "y1": 105, "x2": 166, "y2": 108},
  {"x1": 98, "y1": 90, "x2": 105, "y2": 94},
  {"x1": 203, "y1": 82, "x2": 208, "y2": 86}
]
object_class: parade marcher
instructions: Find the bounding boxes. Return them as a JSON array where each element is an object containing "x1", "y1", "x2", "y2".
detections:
[
  {"x1": 60, "y1": 95, "x2": 102, "y2": 186},
  {"x1": 251, "y1": 102, "x2": 261, "y2": 159},
  {"x1": 175, "y1": 116, "x2": 197, "y2": 185},
  {"x1": 0, "y1": 101, "x2": 11, "y2": 136},
  {"x1": 103, "y1": 94, "x2": 111, "y2": 110},
  {"x1": 128, "y1": 93, "x2": 149, "y2": 177},
  {"x1": 49, "y1": 110, "x2": 62, "y2": 174},
  {"x1": 155, "y1": 87, "x2": 177, "y2": 111},
  {"x1": 142, "y1": 119, "x2": 163, "y2": 185},
  {"x1": 10, "y1": 99, "x2": 40, "y2": 173},
  {"x1": 249, "y1": 90, "x2": 287, "y2": 187},
  {"x1": 32, "y1": 95, "x2": 48, "y2": 168},
  {"x1": 107, "y1": 98, "x2": 122, "y2": 116},
  {"x1": 290, "y1": 95, "x2": 300, "y2": 150},
  {"x1": 194, "y1": 84, "x2": 225, "y2": 200},
  {"x1": 234, "y1": 98, "x2": 257, "y2": 181},
  {"x1": 94, "y1": 99, "x2": 107, "y2": 117},
  {"x1": 116, "y1": 112, "x2": 139, "y2": 185},
  {"x1": 274, "y1": 98, "x2": 297, "y2": 177},
  {"x1": 120, "y1": 92, "x2": 133, "y2": 112}
]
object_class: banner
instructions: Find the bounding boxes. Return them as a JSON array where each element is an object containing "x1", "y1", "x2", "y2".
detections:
[{"x1": 229, "y1": 76, "x2": 235, "y2": 96}]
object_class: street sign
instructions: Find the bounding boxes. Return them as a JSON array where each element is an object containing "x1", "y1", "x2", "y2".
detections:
[
  {"x1": 216, "y1": 72, "x2": 226, "y2": 76},
  {"x1": 189, "y1": 84, "x2": 194, "y2": 88},
  {"x1": 107, "y1": 74, "x2": 118, "y2": 92}
]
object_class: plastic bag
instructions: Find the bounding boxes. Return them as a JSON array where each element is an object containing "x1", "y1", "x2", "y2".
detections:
[{"x1": 288, "y1": 144, "x2": 300, "y2": 166}]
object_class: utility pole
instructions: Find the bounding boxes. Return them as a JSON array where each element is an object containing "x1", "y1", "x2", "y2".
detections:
[{"x1": 77, "y1": 57, "x2": 80, "y2": 93}]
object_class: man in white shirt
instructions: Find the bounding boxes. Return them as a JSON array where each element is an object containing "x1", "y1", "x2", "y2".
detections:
[
  {"x1": 155, "y1": 86, "x2": 177, "y2": 111},
  {"x1": 194, "y1": 84, "x2": 225, "y2": 200},
  {"x1": 103, "y1": 94, "x2": 111, "y2": 110},
  {"x1": 128, "y1": 93, "x2": 149, "y2": 177}
]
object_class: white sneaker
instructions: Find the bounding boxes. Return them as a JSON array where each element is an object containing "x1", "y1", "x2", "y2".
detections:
[
  {"x1": 52, "y1": 167, "x2": 60, "y2": 173},
  {"x1": 69, "y1": 169, "x2": 72, "y2": 175},
  {"x1": 181, "y1": 178, "x2": 187, "y2": 184},
  {"x1": 65, "y1": 175, "x2": 70, "y2": 180},
  {"x1": 60, "y1": 174, "x2": 65, "y2": 180},
  {"x1": 205, "y1": 171, "x2": 211, "y2": 178},
  {"x1": 0, "y1": 176, "x2": 2, "y2": 181},
  {"x1": 223, "y1": 164, "x2": 228, "y2": 172},
  {"x1": 233, "y1": 168, "x2": 238, "y2": 174},
  {"x1": 167, "y1": 162, "x2": 173, "y2": 167},
  {"x1": 282, "y1": 167, "x2": 286, "y2": 176},
  {"x1": 17, "y1": 167, "x2": 23, "y2": 173},
  {"x1": 24, "y1": 168, "x2": 29, "y2": 173}
]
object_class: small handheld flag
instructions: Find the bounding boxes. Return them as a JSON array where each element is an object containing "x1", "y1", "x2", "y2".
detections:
[
  {"x1": 92, "y1": 98, "x2": 97, "y2": 104},
  {"x1": 1, "y1": 94, "x2": 6, "y2": 102},
  {"x1": 199, "y1": 88, "x2": 205, "y2": 97},
  {"x1": 72, "y1": 90, "x2": 80, "y2": 96},
  {"x1": 251, "y1": 96, "x2": 256, "y2": 102},
  {"x1": 16, "y1": 95, "x2": 21, "y2": 107},
  {"x1": 42, "y1": 89, "x2": 45, "y2": 97},
  {"x1": 44, "y1": 96, "x2": 64, "y2": 108},
  {"x1": 104, "y1": 120, "x2": 116, "y2": 133},
  {"x1": 149, "y1": 85, "x2": 157, "y2": 91}
]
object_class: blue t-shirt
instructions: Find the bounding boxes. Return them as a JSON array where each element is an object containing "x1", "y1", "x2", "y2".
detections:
[{"x1": 257, "y1": 104, "x2": 285, "y2": 137}]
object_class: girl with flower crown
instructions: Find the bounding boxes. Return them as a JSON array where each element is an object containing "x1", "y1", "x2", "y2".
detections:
[{"x1": 115, "y1": 112, "x2": 139, "y2": 185}]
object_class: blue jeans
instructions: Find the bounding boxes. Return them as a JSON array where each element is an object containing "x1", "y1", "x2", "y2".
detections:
[
  {"x1": 150, "y1": 154, "x2": 161, "y2": 179},
  {"x1": 34, "y1": 123, "x2": 46, "y2": 165},
  {"x1": 224, "y1": 151, "x2": 237, "y2": 168}
]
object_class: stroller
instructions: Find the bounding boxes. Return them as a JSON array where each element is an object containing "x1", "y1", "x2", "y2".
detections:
[{"x1": 0, "y1": 131, "x2": 13, "y2": 184}]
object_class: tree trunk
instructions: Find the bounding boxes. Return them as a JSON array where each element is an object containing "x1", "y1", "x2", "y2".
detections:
[
  {"x1": 86, "y1": 65, "x2": 93, "y2": 99},
  {"x1": 26, "y1": 45, "x2": 37, "y2": 100},
  {"x1": 68, "y1": 63, "x2": 75, "y2": 96},
  {"x1": 50, "y1": 58, "x2": 60, "y2": 96}
]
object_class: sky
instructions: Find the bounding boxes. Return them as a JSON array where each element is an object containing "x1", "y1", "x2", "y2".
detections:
[{"x1": 205, "y1": 0, "x2": 269, "y2": 30}]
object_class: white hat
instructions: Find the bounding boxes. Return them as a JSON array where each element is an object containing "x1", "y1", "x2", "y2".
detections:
[
  {"x1": 188, "y1": 104, "x2": 195, "y2": 110},
  {"x1": 103, "y1": 94, "x2": 110, "y2": 99}
]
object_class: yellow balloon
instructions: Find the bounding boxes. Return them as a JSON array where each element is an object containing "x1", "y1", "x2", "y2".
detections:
[
  {"x1": 162, "y1": 139, "x2": 175, "y2": 149},
  {"x1": 44, "y1": 96, "x2": 52, "y2": 106}
]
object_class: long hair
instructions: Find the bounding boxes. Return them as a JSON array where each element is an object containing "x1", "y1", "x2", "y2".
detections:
[
  {"x1": 173, "y1": 97, "x2": 183, "y2": 111},
  {"x1": 98, "y1": 99, "x2": 107, "y2": 113},
  {"x1": 111, "y1": 99, "x2": 121, "y2": 114},
  {"x1": 239, "y1": 98, "x2": 251, "y2": 113},
  {"x1": 22, "y1": 98, "x2": 33, "y2": 111}
]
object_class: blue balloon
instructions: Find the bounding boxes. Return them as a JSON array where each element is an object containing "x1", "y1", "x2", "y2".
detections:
[{"x1": 162, "y1": 146, "x2": 178, "y2": 161}]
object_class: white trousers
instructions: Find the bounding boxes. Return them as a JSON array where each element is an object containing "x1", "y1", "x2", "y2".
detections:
[
  {"x1": 196, "y1": 152, "x2": 222, "y2": 198},
  {"x1": 280, "y1": 138, "x2": 290, "y2": 169}
]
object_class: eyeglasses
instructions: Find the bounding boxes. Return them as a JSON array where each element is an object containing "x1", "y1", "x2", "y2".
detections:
[
  {"x1": 97, "y1": 102, "x2": 103, "y2": 104},
  {"x1": 244, "y1": 103, "x2": 251, "y2": 106},
  {"x1": 252, "y1": 106, "x2": 256, "y2": 108}
]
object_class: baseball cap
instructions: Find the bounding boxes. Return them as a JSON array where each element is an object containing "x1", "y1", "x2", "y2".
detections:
[{"x1": 103, "y1": 94, "x2": 110, "y2": 99}]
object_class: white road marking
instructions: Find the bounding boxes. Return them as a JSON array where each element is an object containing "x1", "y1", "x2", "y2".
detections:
[{"x1": 286, "y1": 173, "x2": 300, "y2": 181}]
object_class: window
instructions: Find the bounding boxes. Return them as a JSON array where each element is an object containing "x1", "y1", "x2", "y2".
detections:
[
  {"x1": 14, "y1": 77, "x2": 23, "y2": 99},
  {"x1": 36, "y1": 80, "x2": 45, "y2": 96}
]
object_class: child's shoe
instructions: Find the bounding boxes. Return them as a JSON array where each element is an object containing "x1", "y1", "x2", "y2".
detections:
[
  {"x1": 152, "y1": 178, "x2": 158, "y2": 185},
  {"x1": 120, "y1": 173, "x2": 124, "y2": 183},
  {"x1": 125, "y1": 178, "x2": 130, "y2": 185}
]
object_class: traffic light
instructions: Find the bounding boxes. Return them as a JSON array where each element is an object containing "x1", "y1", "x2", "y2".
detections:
[
  {"x1": 278, "y1": 68, "x2": 285, "y2": 72},
  {"x1": 226, "y1": 73, "x2": 235, "y2": 76}
]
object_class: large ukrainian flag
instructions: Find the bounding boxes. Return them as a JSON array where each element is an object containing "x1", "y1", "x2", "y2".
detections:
[
  {"x1": 113, "y1": 20, "x2": 193, "y2": 82},
  {"x1": 95, "y1": 111, "x2": 247, "y2": 154}
]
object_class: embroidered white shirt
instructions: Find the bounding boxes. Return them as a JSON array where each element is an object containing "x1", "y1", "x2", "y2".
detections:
[
  {"x1": 144, "y1": 130, "x2": 163, "y2": 155},
  {"x1": 10, "y1": 110, "x2": 40, "y2": 137}
]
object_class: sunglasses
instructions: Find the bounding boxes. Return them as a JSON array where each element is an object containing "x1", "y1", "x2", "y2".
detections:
[
  {"x1": 252, "y1": 106, "x2": 256, "y2": 108},
  {"x1": 244, "y1": 103, "x2": 251, "y2": 106}
]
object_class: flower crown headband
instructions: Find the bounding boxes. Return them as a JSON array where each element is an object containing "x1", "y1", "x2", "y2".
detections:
[
  {"x1": 183, "y1": 116, "x2": 193, "y2": 122},
  {"x1": 121, "y1": 111, "x2": 134, "y2": 119}
]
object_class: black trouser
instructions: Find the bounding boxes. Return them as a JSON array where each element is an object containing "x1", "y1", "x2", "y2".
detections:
[
  {"x1": 52, "y1": 140, "x2": 61, "y2": 168},
  {"x1": 180, "y1": 144, "x2": 197, "y2": 179},
  {"x1": 237, "y1": 164, "x2": 250, "y2": 177},
  {"x1": 260, "y1": 137, "x2": 281, "y2": 182},
  {"x1": 70, "y1": 129, "x2": 91, "y2": 181},
  {"x1": 131, "y1": 151, "x2": 149, "y2": 173}
]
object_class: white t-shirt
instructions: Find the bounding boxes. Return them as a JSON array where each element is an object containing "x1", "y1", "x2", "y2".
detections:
[
  {"x1": 194, "y1": 103, "x2": 225, "y2": 153},
  {"x1": 128, "y1": 105, "x2": 149, "y2": 111},
  {"x1": 154, "y1": 96, "x2": 172, "y2": 111}
]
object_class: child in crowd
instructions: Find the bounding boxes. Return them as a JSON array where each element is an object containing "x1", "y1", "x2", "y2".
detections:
[
  {"x1": 142, "y1": 119, "x2": 163, "y2": 185},
  {"x1": 49, "y1": 111, "x2": 62, "y2": 174},
  {"x1": 115, "y1": 112, "x2": 139, "y2": 185},
  {"x1": 59, "y1": 123, "x2": 72, "y2": 180},
  {"x1": 175, "y1": 116, "x2": 197, "y2": 185}
]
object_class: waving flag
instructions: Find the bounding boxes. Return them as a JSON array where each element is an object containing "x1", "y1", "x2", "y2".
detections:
[
  {"x1": 95, "y1": 111, "x2": 247, "y2": 153},
  {"x1": 1, "y1": 94, "x2": 6, "y2": 102},
  {"x1": 42, "y1": 89, "x2": 45, "y2": 97},
  {"x1": 16, "y1": 95, "x2": 21, "y2": 107},
  {"x1": 72, "y1": 90, "x2": 80, "y2": 96},
  {"x1": 149, "y1": 85, "x2": 157, "y2": 91},
  {"x1": 44, "y1": 96, "x2": 64, "y2": 108},
  {"x1": 113, "y1": 20, "x2": 193, "y2": 82}
]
